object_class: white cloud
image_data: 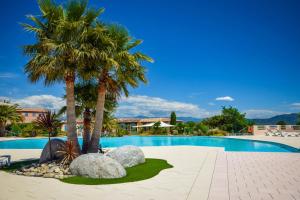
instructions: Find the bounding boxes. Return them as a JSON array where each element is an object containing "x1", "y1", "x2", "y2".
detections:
[
  {"x1": 0, "y1": 72, "x2": 17, "y2": 78},
  {"x1": 11, "y1": 95, "x2": 65, "y2": 110},
  {"x1": 4, "y1": 94, "x2": 290, "y2": 120},
  {"x1": 215, "y1": 96, "x2": 234, "y2": 102},
  {"x1": 4, "y1": 94, "x2": 211, "y2": 118},
  {"x1": 244, "y1": 109, "x2": 286, "y2": 119},
  {"x1": 116, "y1": 95, "x2": 211, "y2": 118},
  {"x1": 291, "y1": 103, "x2": 300, "y2": 109}
]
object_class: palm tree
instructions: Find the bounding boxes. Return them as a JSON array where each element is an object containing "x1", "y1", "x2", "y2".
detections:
[
  {"x1": 59, "y1": 81, "x2": 118, "y2": 153},
  {"x1": 0, "y1": 104, "x2": 22, "y2": 137},
  {"x1": 35, "y1": 111, "x2": 62, "y2": 160},
  {"x1": 23, "y1": 0, "x2": 103, "y2": 152},
  {"x1": 87, "y1": 24, "x2": 153, "y2": 152}
]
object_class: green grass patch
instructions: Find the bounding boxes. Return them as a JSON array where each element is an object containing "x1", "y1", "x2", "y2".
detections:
[
  {"x1": 0, "y1": 159, "x2": 39, "y2": 172},
  {"x1": 61, "y1": 158, "x2": 173, "y2": 185}
]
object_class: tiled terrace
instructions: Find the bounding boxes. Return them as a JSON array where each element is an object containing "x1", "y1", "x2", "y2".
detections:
[{"x1": 1, "y1": 144, "x2": 300, "y2": 200}]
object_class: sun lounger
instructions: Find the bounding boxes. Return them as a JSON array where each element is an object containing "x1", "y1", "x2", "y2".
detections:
[
  {"x1": 265, "y1": 129, "x2": 280, "y2": 136},
  {"x1": 0, "y1": 155, "x2": 11, "y2": 168},
  {"x1": 281, "y1": 131, "x2": 300, "y2": 137}
]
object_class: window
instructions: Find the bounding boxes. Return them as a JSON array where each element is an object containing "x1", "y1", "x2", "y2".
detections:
[
  {"x1": 32, "y1": 113, "x2": 36, "y2": 117},
  {"x1": 24, "y1": 112, "x2": 29, "y2": 117}
]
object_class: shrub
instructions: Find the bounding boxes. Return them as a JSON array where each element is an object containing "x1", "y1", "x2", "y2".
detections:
[
  {"x1": 115, "y1": 129, "x2": 129, "y2": 137},
  {"x1": 207, "y1": 129, "x2": 227, "y2": 136},
  {"x1": 171, "y1": 129, "x2": 178, "y2": 135},
  {"x1": 57, "y1": 141, "x2": 79, "y2": 166}
]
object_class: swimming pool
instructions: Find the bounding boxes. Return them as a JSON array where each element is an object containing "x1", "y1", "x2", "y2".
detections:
[{"x1": 0, "y1": 136, "x2": 298, "y2": 152}]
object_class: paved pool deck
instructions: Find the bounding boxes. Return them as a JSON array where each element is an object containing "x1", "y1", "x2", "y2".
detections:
[
  {"x1": 1, "y1": 145, "x2": 300, "y2": 200},
  {"x1": 229, "y1": 135, "x2": 300, "y2": 149}
]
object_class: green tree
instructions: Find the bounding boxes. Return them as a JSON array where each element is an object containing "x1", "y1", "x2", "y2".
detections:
[
  {"x1": 0, "y1": 104, "x2": 22, "y2": 136},
  {"x1": 276, "y1": 121, "x2": 287, "y2": 125},
  {"x1": 202, "y1": 115, "x2": 225, "y2": 129},
  {"x1": 175, "y1": 122, "x2": 185, "y2": 134},
  {"x1": 87, "y1": 24, "x2": 153, "y2": 152},
  {"x1": 23, "y1": 0, "x2": 103, "y2": 152},
  {"x1": 170, "y1": 112, "x2": 177, "y2": 125},
  {"x1": 34, "y1": 111, "x2": 62, "y2": 160},
  {"x1": 152, "y1": 122, "x2": 162, "y2": 135},
  {"x1": 194, "y1": 123, "x2": 209, "y2": 135},
  {"x1": 202, "y1": 106, "x2": 248, "y2": 133}
]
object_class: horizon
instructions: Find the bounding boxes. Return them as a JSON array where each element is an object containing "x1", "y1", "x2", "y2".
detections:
[{"x1": 0, "y1": 0, "x2": 300, "y2": 119}]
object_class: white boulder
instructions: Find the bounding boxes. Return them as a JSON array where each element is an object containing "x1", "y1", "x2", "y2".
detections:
[
  {"x1": 106, "y1": 145, "x2": 145, "y2": 168},
  {"x1": 70, "y1": 153, "x2": 126, "y2": 179}
]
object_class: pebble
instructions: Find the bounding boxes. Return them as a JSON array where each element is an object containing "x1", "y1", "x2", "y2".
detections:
[{"x1": 14, "y1": 162, "x2": 71, "y2": 179}]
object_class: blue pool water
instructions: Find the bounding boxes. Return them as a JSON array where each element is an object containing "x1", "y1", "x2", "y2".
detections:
[{"x1": 0, "y1": 136, "x2": 299, "y2": 152}]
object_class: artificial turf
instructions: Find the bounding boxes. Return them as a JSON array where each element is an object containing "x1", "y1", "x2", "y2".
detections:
[{"x1": 61, "y1": 158, "x2": 173, "y2": 185}]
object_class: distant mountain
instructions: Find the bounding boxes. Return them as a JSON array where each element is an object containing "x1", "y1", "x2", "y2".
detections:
[
  {"x1": 117, "y1": 115, "x2": 201, "y2": 122},
  {"x1": 177, "y1": 117, "x2": 202, "y2": 122},
  {"x1": 250, "y1": 113, "x2": 299, "y2": 125}
]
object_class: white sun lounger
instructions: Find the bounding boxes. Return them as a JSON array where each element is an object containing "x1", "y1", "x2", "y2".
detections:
[
  {"x1": 0, "y1": 155, "x2": 11, "y2": 167},
  {"x1": 265, "y1": 129, "x2": 281, "y2": 136}
]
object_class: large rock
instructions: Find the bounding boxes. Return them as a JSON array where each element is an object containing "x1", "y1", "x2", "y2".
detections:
[
  {"x1": 39, "y1": 139, "x2": 65, "y2": 163},
  {"x1": 70, "y1": 154, "x2": 126, "y2": 179},
  {"x1": 106, "y1": 145, "x2": 145, "y2": 168}
]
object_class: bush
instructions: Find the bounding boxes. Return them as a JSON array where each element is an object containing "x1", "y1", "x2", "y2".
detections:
[
  {"x1": 207, "y1": 129, "x2": 227, "y2": 136},
  {"x1": 9, "y1": 123, "x2": 46, "y2": 137},
  {"x1": 171, "y1": 129, "x2": 178, "y2": 135},
  {"x1": 113, "y1": 129, "x2": 129, "y2": 137}
]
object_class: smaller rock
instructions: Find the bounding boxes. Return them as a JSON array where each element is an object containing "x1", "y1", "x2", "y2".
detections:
[
  {"x1": 43, "y1": 173, "x2": 55, "y2": 178},
  {"x1": 106, "y1": 145, "x2": 145, "y2": 168},
  {"x1": 29, "y1": 172, "x2": 36, "y2": 176},
  {"x1": 16, "y1": 171, "x2": 23, "y2": 175},
  {"x1": 54, "y1": 168, "x2": 60, "y2": 173}
]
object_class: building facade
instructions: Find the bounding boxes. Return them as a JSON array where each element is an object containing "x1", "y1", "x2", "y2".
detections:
[
  {"x1": 17, "y1": 108, "x2": 48, "y2": 123},
  {"x1": 117, "y1": 118, "x2": 182, "y2": 133}
]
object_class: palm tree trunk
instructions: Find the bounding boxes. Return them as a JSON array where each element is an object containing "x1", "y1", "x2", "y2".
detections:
[
  {"x1": 0, "y1": 122, "x2": 5, "y2": 137},
  {"x1": 82, "y1": 108, "x2": 91, "y2": 154},
  {"x1": 88, "y1": 82, "x2": 106, "y2": 153},
  {"x1": 65, "y1": 74, "x2": 80, "y2": 153}
]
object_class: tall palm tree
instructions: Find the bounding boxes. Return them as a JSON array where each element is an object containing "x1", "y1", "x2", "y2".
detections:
[
  {"x1": 35, "y1": 111, "x2": 62, "y2": 159},
  {"x1": 59, "y1": 81, "x2": 118, "y2": 153},
  {"x1": 0, "y1": 104, "x2": 22, "y2": 137},
  {"x1": 23, "y1": 0, "x2": 103, "y2": 152},
  {"x1": 87, "y1": 24, "x2": 153, "y2": 152}
]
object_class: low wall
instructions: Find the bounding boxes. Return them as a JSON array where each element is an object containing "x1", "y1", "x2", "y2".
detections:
[{"x1": 253, "y1": 125, "x2": 300, "y2": 136}]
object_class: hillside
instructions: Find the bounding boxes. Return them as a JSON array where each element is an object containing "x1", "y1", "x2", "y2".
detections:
[{"x1": 250, "y1": 113, "x2": 299, "y2": 125}]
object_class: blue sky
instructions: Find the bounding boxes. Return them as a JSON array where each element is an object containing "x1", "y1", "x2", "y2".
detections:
[{"x1": 0, "y1": 0, "x2": 300, "y2": 119}]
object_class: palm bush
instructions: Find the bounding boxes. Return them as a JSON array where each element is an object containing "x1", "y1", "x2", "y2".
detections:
[
  {"x1": 34, "y1": 111, "x2": 62, "y2": 160},
  {"x1": 0, "y1": 104, "x2": 22, "y2": 137},
  {"x1": 57, "y1": 141, "x2": 79, "y2": 165}
]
